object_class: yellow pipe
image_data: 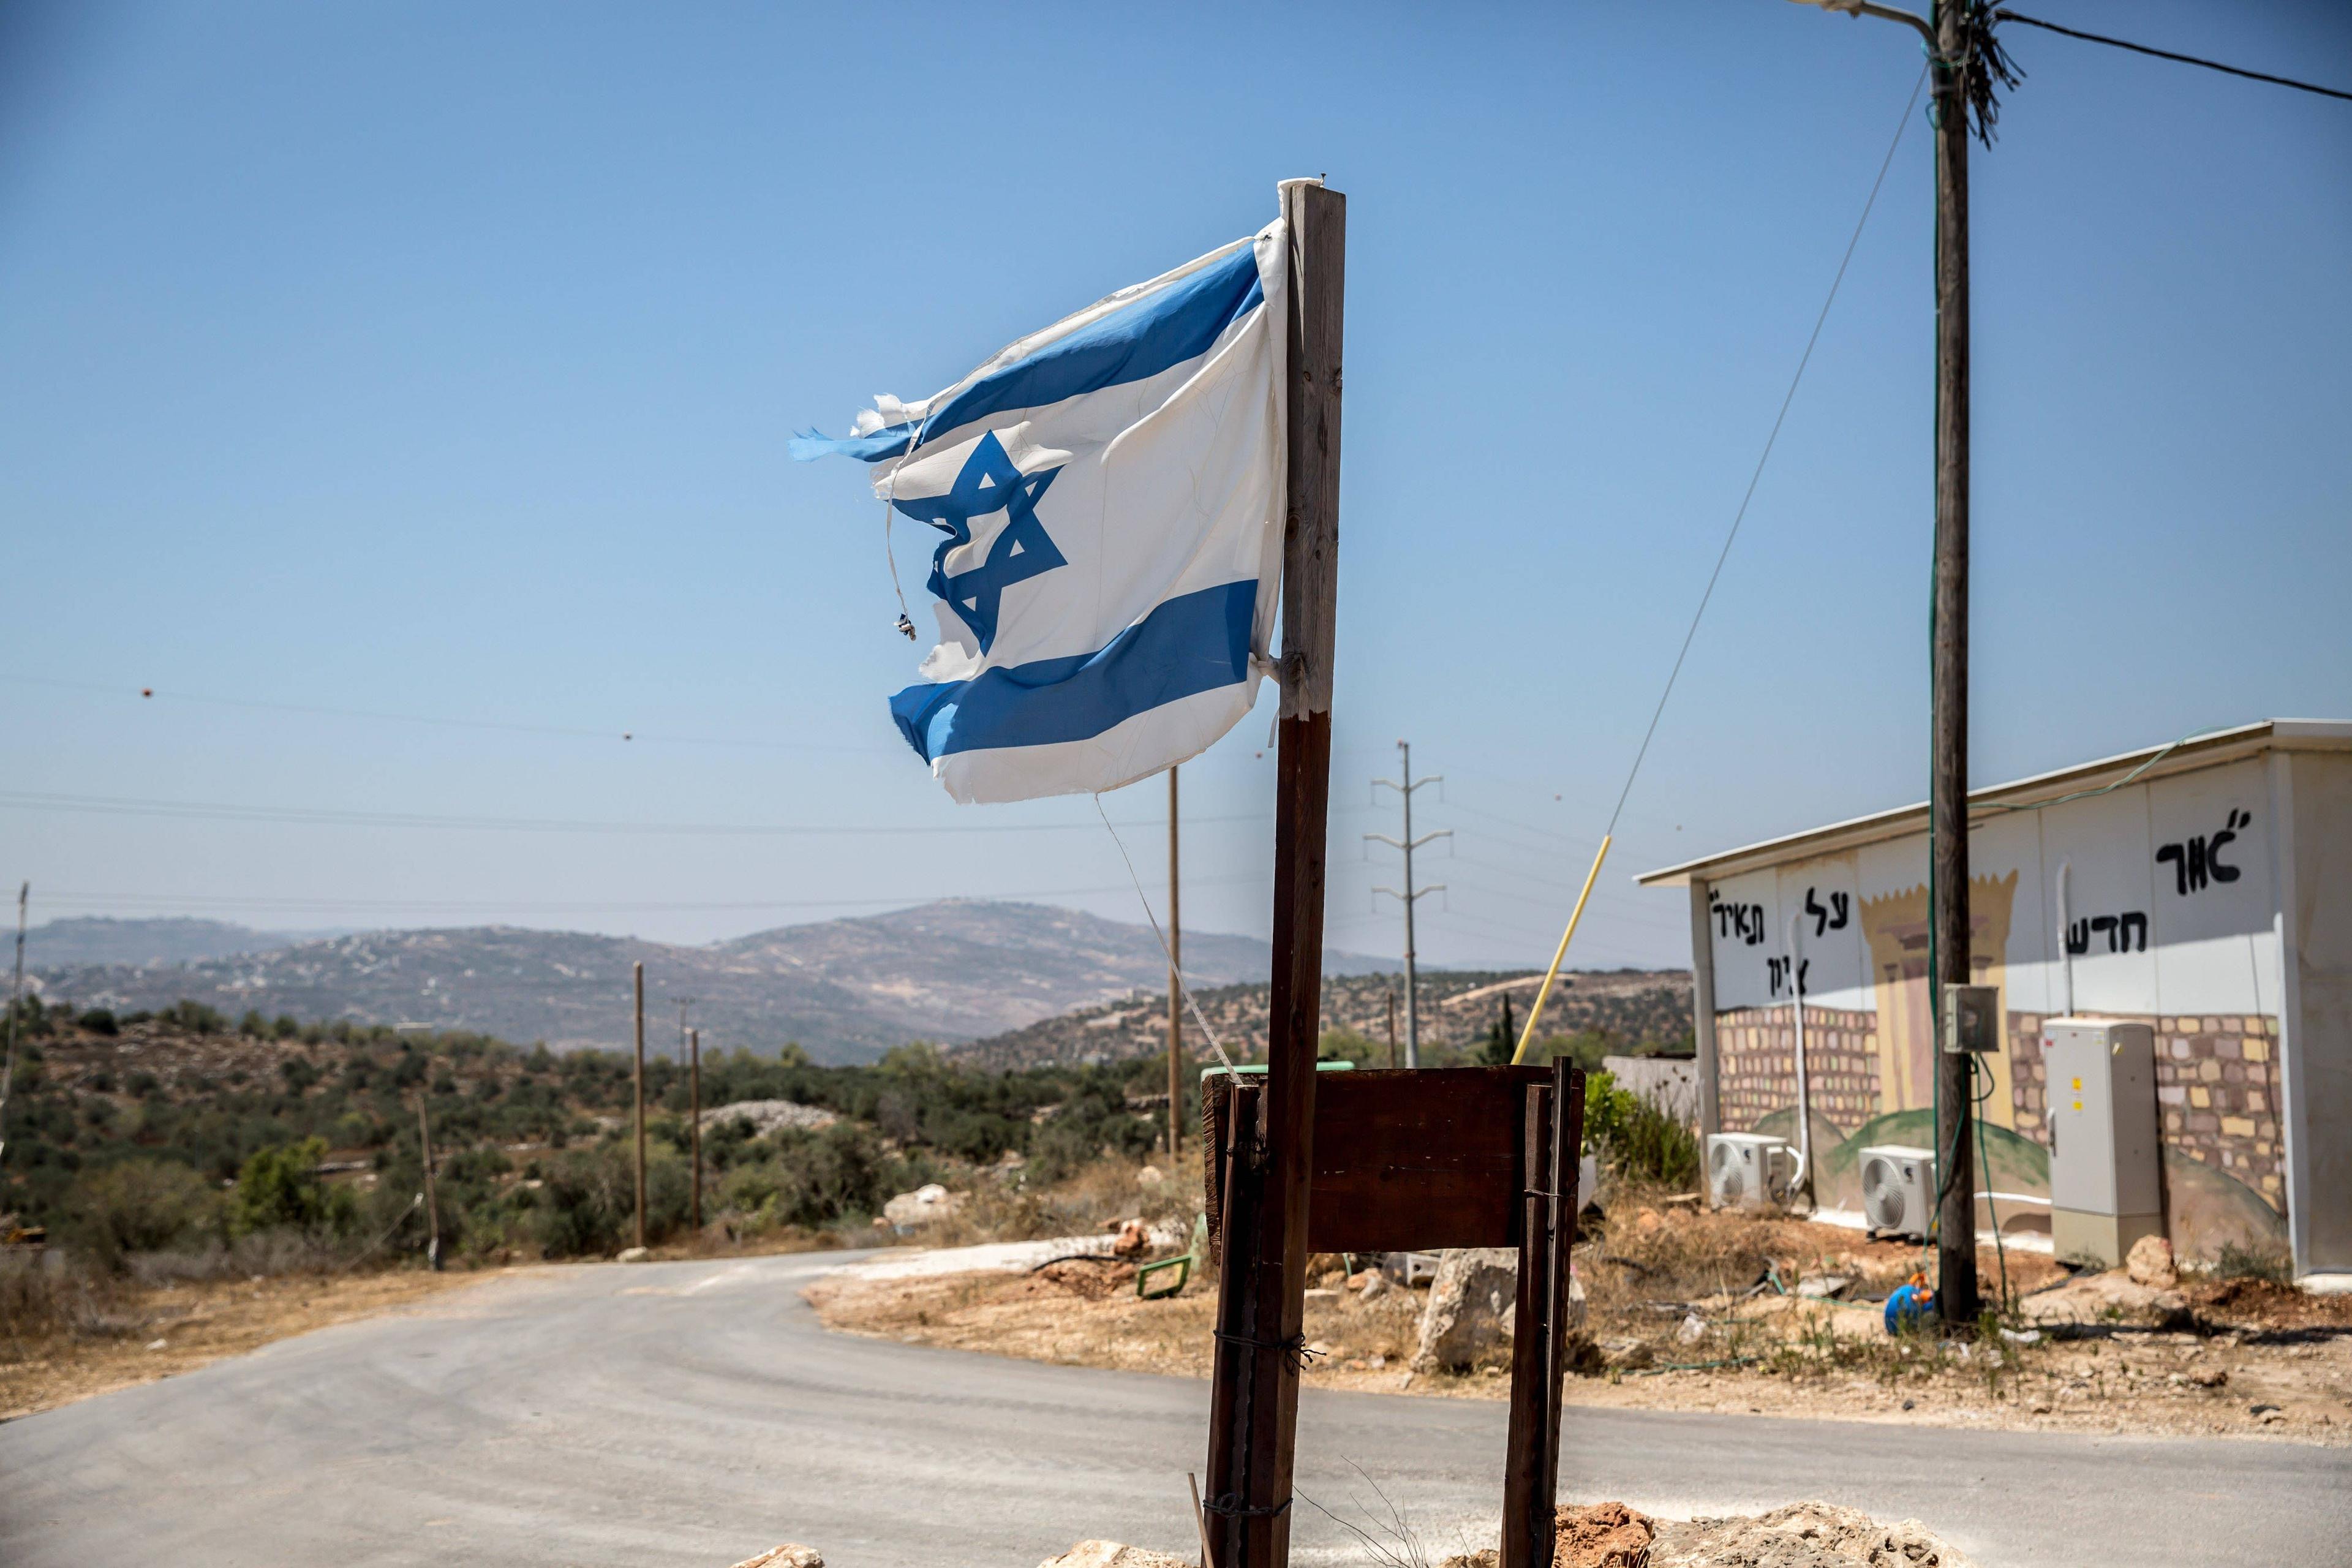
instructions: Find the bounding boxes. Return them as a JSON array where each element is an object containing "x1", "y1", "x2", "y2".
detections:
[{"x1": 1510, "y1": 834, "x2": 1611, "y2": 1066}]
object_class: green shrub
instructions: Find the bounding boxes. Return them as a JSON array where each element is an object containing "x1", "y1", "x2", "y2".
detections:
[
  {"x1": 1583, "y1": 1069, "x2": 1700, "y2": 1191},
  {"x1": 2215, "y1": 1240, "x2": 2291, "y2": 1284},
  {"x1": 228, "y1": 1137, "x2": 353, "y2": 1237},
  {"x1": 532, "y1": 1144, "x2": 637, "y2": 1257},
  {"x1": 65, "y1": 1159, "x2": 222, "y2": 1265},
  {"x1": 78, "y1": 1008, "x2": 119, "y2": 1036}
]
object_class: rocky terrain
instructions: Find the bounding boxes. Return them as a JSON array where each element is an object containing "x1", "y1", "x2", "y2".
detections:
[
  {"x1": 25, "y1": 903, "x2": 1395, "y2": 1065},
  {"x1": 950, "y1": 967, "x2": 1693, "y2": 1071}
]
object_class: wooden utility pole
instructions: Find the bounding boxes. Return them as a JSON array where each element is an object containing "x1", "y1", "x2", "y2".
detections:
[
  {"x1": 1385, "y1": 989, "x2": 1398, "y2": 1070},
  {"x1": 1167, "y1": 764, "x2": 1183, "y2": 1158},
  {"x1": 633, "y1": 961, "x2": 647, "y2": 1251},
  {"x1": 0, "y1": 883, "x2": 26, "y2": 1169},
  {"x1": 1927, "y1": 0, "x2": 1980, "y2": 1328},
  {"x1": 1792, "y1": 0, "x2": 1981, "y2": 1329},
  {"x1": 416, "y1": 1093, "x2": 442, "y2": 1271},
  {"x1": 1202, "y1": 175, "x2": 1342, "y2": 1568},
  {"x1": 688, "y1": 1027, "x2": 703, "y2": 1234}
]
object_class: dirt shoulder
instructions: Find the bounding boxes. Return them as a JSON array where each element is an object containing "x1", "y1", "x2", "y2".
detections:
[
  {"x1": 1, "y1": 1265, "x2": 486, "y2": 1422},
  {"x1": 806, "y1": 1205, "x2": 2352, "y2": 1446}
]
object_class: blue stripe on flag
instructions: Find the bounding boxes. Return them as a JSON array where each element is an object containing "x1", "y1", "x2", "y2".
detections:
[
  {"x1": 792, "y1": 243, "x2": 1264, "y2": 464},
  {"x1": 889, "y1": 581, "x2": 1257, "y2": 761}
]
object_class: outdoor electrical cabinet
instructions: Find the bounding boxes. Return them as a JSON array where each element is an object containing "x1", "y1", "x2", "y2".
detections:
[{"x1": 2045, "y1": 1017, "x2": 2163, "y2": 1267}]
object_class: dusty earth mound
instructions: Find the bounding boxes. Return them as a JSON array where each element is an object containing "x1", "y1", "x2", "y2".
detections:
[
  {"x1": 1438, "y1": 1501, "x2": 1970, "y2": 1568},
  {"x1": 1036, "y1": 1545, "x2": 1190, "y2": 1568},
  {"x1": 1556, "y1": 1500, "x2": 1657, "y2": 1567},
  {"x1": 1034, "y1": 1257, "x2": 1138, "y2": 1300},
  {"x1": 1650, "y1": 1501, "x2": 1973, "y2": 1567}
]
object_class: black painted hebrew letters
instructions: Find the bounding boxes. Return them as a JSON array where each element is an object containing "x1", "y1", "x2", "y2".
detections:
[{"x1": 2156, "y1": 809, "x2": 2249, "y2": 898}]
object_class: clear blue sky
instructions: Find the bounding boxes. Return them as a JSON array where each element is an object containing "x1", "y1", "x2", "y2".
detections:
[{"x1": 4, "y1": 1, "x2": 2346, "y2": 971}]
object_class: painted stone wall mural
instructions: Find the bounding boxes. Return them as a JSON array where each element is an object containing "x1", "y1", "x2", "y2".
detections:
[{"x1": 1703, "y1": 758, "x2": 2288, "y2": 1260}]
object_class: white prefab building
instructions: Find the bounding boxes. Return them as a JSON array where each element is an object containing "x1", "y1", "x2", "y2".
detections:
[{"x1": 1637, "y1": 720, "x2": 2352, "y2": 1286}]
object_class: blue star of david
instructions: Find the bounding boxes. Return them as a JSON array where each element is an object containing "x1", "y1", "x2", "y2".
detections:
[{"x1": 891, "y1": 430, "x2": 1066, "y2": 654}]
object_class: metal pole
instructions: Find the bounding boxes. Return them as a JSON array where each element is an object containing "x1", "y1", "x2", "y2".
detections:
[
  {"x1": 1786, "y1": 912, "x2": 1815, "y2": 1211},
  {"x1": 1929, "y1": 0, "x2": 1981, "y2": 1327},
  {"x1": 689, "y1": 1027, "x2": 704, "y2": 1235},
  {"x1": 1168, "y1": 764, "x2": 1183, "y2": 1158},
  {"x1": 1400, "y1": 743, "x2": 1419, "y2": 1067},
  {"x1": 1368, "y1": 743, "x2": 1447, "y2": 1069},
  {"x1": 633, "y1": 961, "x2": 647, "y2": 1251}
]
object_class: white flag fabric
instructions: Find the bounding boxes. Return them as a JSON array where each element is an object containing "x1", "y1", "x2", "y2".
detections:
[{"x1": 794, "y1": 221, "x2": 1287, "y2": 804}]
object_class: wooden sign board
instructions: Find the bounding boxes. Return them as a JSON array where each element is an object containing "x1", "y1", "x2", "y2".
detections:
[
  {"x1": 1202, "y1": 1066, "x2": 1554, "y2": 1257},
  {"x1": 1203, "y1": 1061, "x2": 1586, "y2": 1568}
]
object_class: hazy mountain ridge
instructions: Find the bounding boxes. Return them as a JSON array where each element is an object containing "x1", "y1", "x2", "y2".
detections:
[
  {"x1": 20, "y1": 916, "x2": 355, "y2": 969},
  {"x1": 949, "y1": 965, "x2": 1695, "y2": 1071},
  {"x1": 26, "y1": 902, "x2": 1397, "y2": 1065}
]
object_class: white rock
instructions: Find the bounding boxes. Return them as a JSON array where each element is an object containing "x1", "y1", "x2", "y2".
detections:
[
  {"x1": 2125, "y1": 1233, "x2": 2179, "y2": 1289},
  {"x1": 699, "y1": 1099, "x2": 839, "y2": 1137},
  {"x1": 617, "y1": 1246, "x2": 651, "y2": 1264},
  {"x1": 1037, "y1": 1543, "x2": 1192, "y2": 1568},
  {"x1": 729, "y1": 1546, "x2": 824, "y2": 1568},
  {"x1": 882, "y1": 1184, "x2": 963, "y2": 1229}
]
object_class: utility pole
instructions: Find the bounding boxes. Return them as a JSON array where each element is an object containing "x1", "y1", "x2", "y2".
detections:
[
  {"x1": 1384, "y1": 989, "x2": 1398, "y2": 1070},
  {"x1": 633, "y1": 961, "x2": 647, "y2": 1252},
  {"x1": 668, "y1": 995, "x2": 698, "y2": 1068},
  {"x1": 1166, "y1": 764, "x2": 1183, "y2": 1158},
  {"x1": 1366, "y1": 741, "x2": 1447, "y2": 1068},
  {"x1": 0, "y1": 883, "x2": 24, "y2": 1169},
  {"x1": 416, "y1": 1092, "x2": 442, "y2": 1271},
  {"x1": 1791, "y1": 0, "x2": 1987, "y2": 1325},
  {"x1": 689, "y1": 1027, "x2": 703, "y2": 1235}
]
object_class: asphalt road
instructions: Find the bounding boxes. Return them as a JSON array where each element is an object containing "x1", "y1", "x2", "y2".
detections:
[{"x1": 4, "y1": 1250, "x2": 2346, "y2": 1567}]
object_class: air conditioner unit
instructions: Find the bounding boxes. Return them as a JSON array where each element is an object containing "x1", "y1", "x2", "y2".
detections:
[
  {"x1": 1860, "y1": 1144, "x2": 1937, "y2": 1240},
  {"x1": 1706, "y1": 1132, "x2": 1792, "y2": 1211}
]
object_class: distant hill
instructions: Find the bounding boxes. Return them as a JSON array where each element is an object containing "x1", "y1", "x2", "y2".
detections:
[
  {"x1": 950, "y1": 966, "x2": 1694, "y2": 1071},
  {"x1": 28, "y1": 901, "x2": 1396, "y2": 1066},
  {"x1": 21, "y1": 916, "x2": 348, "y2": 969}
]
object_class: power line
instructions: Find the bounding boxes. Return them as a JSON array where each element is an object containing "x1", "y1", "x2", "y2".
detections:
[
  {"x1": 1996, "y1": 10, "x2": 2352, "y2": 103},
  {"x1": 0, "y1": 673, "x2": 891, "y2": 755},
  {"x1": 24, "y1": 873, "x2": 1272, "y2": 919},
  {"x1": 1601, "y1": 66, "x2": 1928, "y2": 841},
  {"x1": 0, "y1": 787, "x2": 1282, "y2": 839}
]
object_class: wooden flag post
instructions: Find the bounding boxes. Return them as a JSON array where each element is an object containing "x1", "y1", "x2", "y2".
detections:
[{"x1": 1202, "y1": 175, "x2": 1343, "y2": 1568}]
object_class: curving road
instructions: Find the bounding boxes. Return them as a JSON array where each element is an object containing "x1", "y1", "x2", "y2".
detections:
[{"x1": 2, "y1": 1250, "x2": 2345, "y2": 1567}]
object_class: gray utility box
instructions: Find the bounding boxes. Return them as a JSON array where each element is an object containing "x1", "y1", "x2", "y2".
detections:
[{"x1": 2043, "y1": 1017, "x2": 2163, "y2": 1267}]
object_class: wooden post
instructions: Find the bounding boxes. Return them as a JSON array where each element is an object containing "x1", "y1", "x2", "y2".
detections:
[
  {"x1": 1500, "y1": 1080, "x2": 1556, "y2": 1567},
  {"x1": 416, "y1": 1092, "x2": 442, "y2": 1272},
  {"x1": 633, "y1": 960, "x2": 647, "y2": 1251},
  {"x1": 1929, "y1": 0, "x2": 1980, "y2": 1328},
  {"x1": 1385, "y1": 989, "x2": 1398, "y2": 1071},
  {"x1": 1169, "y1": 764, "x2": 1184, "y2": 1158},
  {"x1": 1501, "y1": 1062, "x2": 1582, "y2": 1568},
  {"x1": 690, "y1": 1027, "x2": 703, "y2": 1235},
  {"x1": 1203, "y1": 176, "x2": 1343, "y2": 1568}
]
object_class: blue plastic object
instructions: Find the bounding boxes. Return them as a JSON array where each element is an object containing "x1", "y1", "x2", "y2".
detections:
[{"x1": 1883, "y1": 1283, "x2": 1936, "y2": 1335}]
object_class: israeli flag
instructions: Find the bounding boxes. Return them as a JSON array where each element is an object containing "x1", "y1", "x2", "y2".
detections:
[{"x1": 795, "y1": 221, "x2": 1288, "y2": 804}]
